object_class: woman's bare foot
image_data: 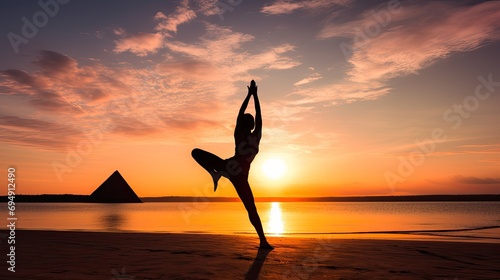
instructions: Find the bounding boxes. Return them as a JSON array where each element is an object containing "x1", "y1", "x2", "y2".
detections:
[
  {"x1": 210, "y1": 171, "x2": 221, "y2": 192},
  {"x1": 259, "y1": 241, "x2": 274, "y2": 250}
]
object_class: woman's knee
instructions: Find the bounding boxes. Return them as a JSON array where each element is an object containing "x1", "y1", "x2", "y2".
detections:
[
  {"x1": 245, "y1": 203, "x2": 258, "y2": 216},
  {"x1": 191, "y1": 148, "x2": 202, "y2": 159},
  {"x1": 248, "y1": 209, "x2": 260, "y2": 224}
]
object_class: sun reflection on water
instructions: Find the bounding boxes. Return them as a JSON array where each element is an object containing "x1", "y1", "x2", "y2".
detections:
[{"x1": 267, "y1": 202, "x2": 284, "y2": 235}]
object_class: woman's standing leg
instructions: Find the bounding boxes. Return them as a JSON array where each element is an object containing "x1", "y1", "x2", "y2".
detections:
[{"x1": 232, "y1": 177, "x2": 273, "y2": 249}]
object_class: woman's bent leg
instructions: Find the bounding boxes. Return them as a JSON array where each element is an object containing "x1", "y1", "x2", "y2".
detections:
[{"x1": 191, "y1": 148, "x2": 226, "y2": 191}]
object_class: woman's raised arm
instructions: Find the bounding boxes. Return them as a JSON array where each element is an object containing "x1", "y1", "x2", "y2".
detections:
[{"x1": 252, "y1": 82, "x2": 262, "y2": 138}]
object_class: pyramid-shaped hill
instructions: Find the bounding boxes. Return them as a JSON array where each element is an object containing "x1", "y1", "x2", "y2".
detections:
[{"x1": 90, "y1": 170, "x2": 142, "y2": 203}]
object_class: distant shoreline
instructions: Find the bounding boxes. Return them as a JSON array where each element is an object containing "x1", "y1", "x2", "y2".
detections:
[{"x1": 1, "y1": 194, "x2": 499, "y2": 202}]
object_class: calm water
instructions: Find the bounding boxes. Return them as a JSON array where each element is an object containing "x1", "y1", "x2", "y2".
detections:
[{"x1": 8, "y1": 202, "x2": 500, "y2": 242}]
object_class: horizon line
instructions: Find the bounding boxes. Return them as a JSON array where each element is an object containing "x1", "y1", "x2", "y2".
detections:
[{"x1": 2, "y1": 194, "x2": 499, "y2": 203}]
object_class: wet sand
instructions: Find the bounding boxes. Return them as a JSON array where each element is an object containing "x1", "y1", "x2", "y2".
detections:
[{"x1": 2, "y1": 230, "x2": 499, "y2": 279}]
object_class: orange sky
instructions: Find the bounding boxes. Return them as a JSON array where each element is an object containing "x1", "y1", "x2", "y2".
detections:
[{"x1": 1, "y1": 0, "x2": 500, "y2": 197}]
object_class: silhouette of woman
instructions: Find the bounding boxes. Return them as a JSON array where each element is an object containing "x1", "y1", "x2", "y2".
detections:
[{"x1": 191, "y1": 80, "x2": 273, "y2": 249}]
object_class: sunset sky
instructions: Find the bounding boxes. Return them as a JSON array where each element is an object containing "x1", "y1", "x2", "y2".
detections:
[{"x1": 1, "y1": 0, "x2": 499, "y2": 197}]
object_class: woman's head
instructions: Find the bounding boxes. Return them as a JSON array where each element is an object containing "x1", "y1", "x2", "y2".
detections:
[{"x1": 241, "y1": 113, "x2": 255, "y2": 131}]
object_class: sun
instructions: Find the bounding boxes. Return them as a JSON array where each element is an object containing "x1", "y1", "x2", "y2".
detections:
[{"x1": 262, "y1": 158, "x2": 287, "y2": 179}]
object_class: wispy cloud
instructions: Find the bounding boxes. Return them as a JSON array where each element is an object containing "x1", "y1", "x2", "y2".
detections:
[
  {"x1": 292, "y1": 1, "x2": 500, "y2": 106},
  {"x1": 0, "y1": 113, "x2": 83, "y2": 149},
  {"x1": 34, "y1": 50, "x2": 78, "y2": 77},
  {"x1": 320, "y1": 1, "x2": 500, "y2": 83},
  {"x1": 291, "y1": 80, "x2": 390, "y2": 106},
  {"x1": 112, "y1": 117, "x2": 161, "y2": 136},
  {"x1": 113, "y1": 0, "x2": 195, "y2": 57},
  {"x1": 1, "y1": 51, "x2": 89, "y2": 112},
  {"x1": 294, "y1": 72, "x2": 322, "y2": 86},
  {"x1": 0, "y1": 4, "x2": 301, "y2": 149},
  {"x1": 113, "y1": 32, "x2": 164, "y2": 56},
  {"x1": 164, "y1": 23, "x2": 300, "y2": 78},
  {"x1": 154, "y1": 0, "x2": 196, "y2": 33},
  {"x1": 452, "y1": 175, "x2": 500, "y2": 185},
  {"x1": 382, "y1": 141, "x2": 500, "y2": 159},
  {"x1": 0, "y1": 49, "x2": 223, "y2": 148},
  {"x1": 261, "y1": 0, "x2": 350, "y2": 15},
  {"x1": 160, "y1": 116, "x2": 219, "y2": 130},
  {"x1": 429, "y1": 144, "x2": 500, "y2": 157},
  {"x1": 112, "y1": 27, "x2": 126, "y2": 36}
]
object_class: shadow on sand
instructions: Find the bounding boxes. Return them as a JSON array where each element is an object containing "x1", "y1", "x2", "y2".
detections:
[{"x1": 245, "y1": 248, "x2": 273, "y2": 280}]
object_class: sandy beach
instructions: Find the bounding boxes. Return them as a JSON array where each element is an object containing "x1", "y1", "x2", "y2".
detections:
[{"x1": 1, "y1": 230, "x2": 499, "y2": 279}]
